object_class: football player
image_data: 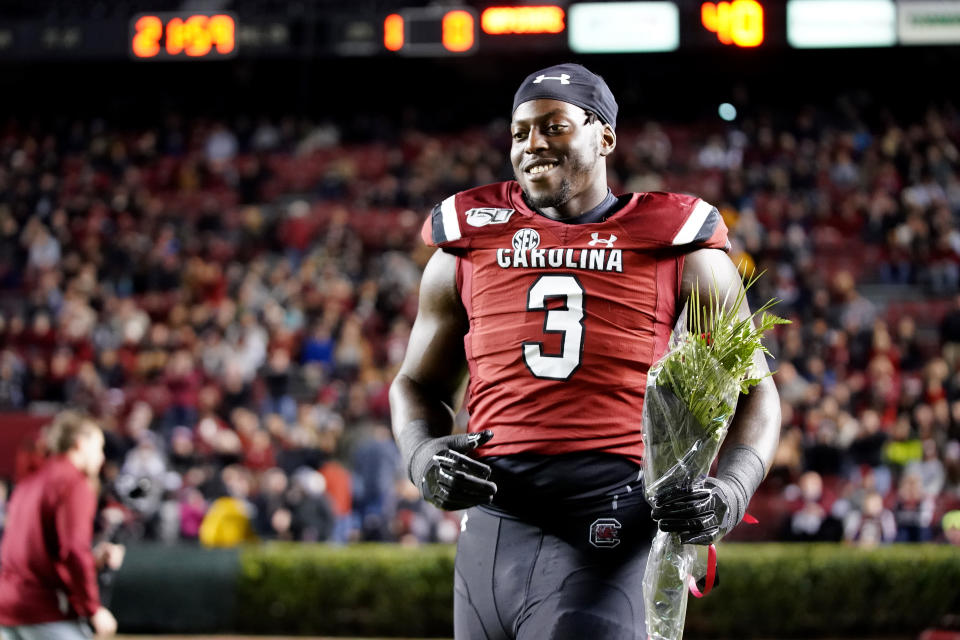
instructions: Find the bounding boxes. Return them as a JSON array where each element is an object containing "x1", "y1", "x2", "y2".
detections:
[{"x1": 390, "y1": 63, "x2": 781, "y2": 639}]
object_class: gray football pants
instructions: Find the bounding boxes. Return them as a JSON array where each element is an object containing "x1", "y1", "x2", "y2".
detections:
[{"x1": 454, "y1": 504, "x2": 654, "y2": 640}]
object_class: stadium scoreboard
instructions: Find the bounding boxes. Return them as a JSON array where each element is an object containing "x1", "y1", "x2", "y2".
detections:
[
  {"x1": 379, "y1": 0, "x2": 960, "y2": 55},
  {"x1": 379, "y1": 1, "x2": 769, "y2": 54},
  {"x1": 130, "y1": 13, "x2": 237, "y2": 59},
  {"x1": 0, "y1": 1, "x2": 959, "y2": 61}
]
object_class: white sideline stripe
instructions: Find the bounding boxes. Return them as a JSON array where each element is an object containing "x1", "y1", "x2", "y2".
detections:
[
  {"x1": 672, "y1": 198, "x2": 714, "y2": 245},
  {"x1": 441, "y1": 195, "x2": 461, "y2": 242}
]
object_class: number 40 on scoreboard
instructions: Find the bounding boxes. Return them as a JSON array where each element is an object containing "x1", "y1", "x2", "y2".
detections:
[{"x1": 701, "y1": 0, "x2": 764, "y2": 47}]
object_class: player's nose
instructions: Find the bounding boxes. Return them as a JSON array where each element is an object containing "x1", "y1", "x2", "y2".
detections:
[{"x1": 524, "y1": 128, "x2": 549, "y2": 154}]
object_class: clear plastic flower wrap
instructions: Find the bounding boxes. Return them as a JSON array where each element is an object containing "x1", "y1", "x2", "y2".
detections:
[
  {"x1": 641, "y1": 275, "x2": 787, "y2": 640},
  {"x1": 641, "y1": 326, "x2": 740, "y2": 640}
]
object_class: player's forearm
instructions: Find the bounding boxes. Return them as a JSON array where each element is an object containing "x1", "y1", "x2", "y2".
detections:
[
  {"x1": 720, "y1": 374, "x2": 781, "y2": 476},
  {"x1": 389, "y1": 373, "x2": 458, "y2": 443},
  {"x1": 680, "y1": 372, "x2": 780, "y2": 534},
  {"x1": 391, "y1": 384, "x2": 497, "y2": 507}
]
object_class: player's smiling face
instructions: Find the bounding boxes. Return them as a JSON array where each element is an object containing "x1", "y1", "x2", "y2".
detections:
[{"x1": 510, "y1": 99, "x2": 615, "y2": 220}]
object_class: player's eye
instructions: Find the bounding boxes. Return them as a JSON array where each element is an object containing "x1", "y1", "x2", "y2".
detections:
[
  {"x1": 546, "y1": 123, "x2": 567, "y2": 134},
  {"x1": 512, "y1": 131, "x2": 527, "y2": 141}
]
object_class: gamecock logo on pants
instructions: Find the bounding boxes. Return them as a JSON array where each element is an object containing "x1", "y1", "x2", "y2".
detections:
[{"x1": 589, "y1": 518, "x2": 622, "y2": 548}]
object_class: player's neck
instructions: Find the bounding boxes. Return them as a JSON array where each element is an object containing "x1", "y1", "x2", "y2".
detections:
[{"x1": 535, "y1": 183, "x2": 611, "y2": 222}]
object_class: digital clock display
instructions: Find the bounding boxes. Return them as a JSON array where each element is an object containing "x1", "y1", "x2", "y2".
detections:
[
  {"x1": 382, "y1": 7, "x2": 478, "y2": 55},
  {"x1": 130, "y1": 13, "x2": 237, "y2": 59}
]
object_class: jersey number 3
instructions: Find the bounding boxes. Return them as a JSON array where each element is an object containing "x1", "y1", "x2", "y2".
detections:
[{"x1": 522, "y1": 275, "x2": 585, "y2": 380}]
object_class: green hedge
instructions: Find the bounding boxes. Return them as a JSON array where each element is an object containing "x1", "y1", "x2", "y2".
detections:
[
  {"x1": 113, "y1": 542, "x2": 960, "y2": 637},
  {"x1": 236, "y1": 543, "x2": 960, "y2": 638},
  {"x1": 686, "y1": 544, "x2": 960, "y2": 638},
  {"x1": 237, "y1": 543, "x2": 457, "y2": 638}
]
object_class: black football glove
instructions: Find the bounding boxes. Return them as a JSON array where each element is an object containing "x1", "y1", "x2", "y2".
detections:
[
  {"x1": 651, "y1": 445, "x2": 765, "y2": 545},
  {"x1": 651, "y1": 476, "x2": 738, "y2": 545},
  {"x1": 409, "y1": 430, "x2": 496, "y2": 511}
]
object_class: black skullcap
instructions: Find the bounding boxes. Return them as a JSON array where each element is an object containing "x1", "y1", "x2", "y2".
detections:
[{"x1": 512, "y1": 63, "x2": 618, "y2": 129}]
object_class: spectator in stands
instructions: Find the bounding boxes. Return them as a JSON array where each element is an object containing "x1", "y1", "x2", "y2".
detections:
[
  {"x1": 884, "y1": 414, "x2": 924, "y2": 472},
  {"x1": 193, "y1": 392, "x2": 242, "y2": 466},
  {"x1": 243, "y1": 428, "x2": 277, "y2": 472},
  {"x1": 198, "y1": 465, "x2": 257, "y2": 548},
  {"x1": 393, "y1": 477, "x2": 434, "y2": 544},
  {"x1": 392, "y1": 477, "x2": 461, "y2": 545},
  {"x1": 24, "y1": 221, "x2": 61, "y2": 273},
  {"x1": 895, "y1": 316, "x2": 926, "y2": 372},
  {"x1": 287, "y1": 467, "x2": 335, "y2": 542},
  {"x1": 906, "y1": 438, "x2": 947, "y2": 497},
  {"x1": 351, "y1": 424, "x2": 401, "y2": 541},
  {"x1": 260, "y1": 347, "x2": 297, "y2": 424},
  {"x1": 943, "y1": 439, "x2": 960, "y2": 493},
  {"x1": 848, "y1": 409, "x2": 892, "y2": 495},
  {"x1": 333, "y1": 315, "x2": 371, "y2": 382},
  {"x1": 785, "y1": 471, "x2": 831, "y2": 541},
  {"x1": 0, "y1": 351, "x2": 24, "y2": 410},
  {"x1": 67, "y1": 361, "x2": 105, "y2": 416},
  {"x1": 843, "y1": 491, "x2": 897, "y2": 547},
  {"x1": 301, "y1": 320, "x2": 335, "y2": 371},
  {"x1": 893, "y1": 472, "x2": 936, "y2": 542},
  {"x1": 944, "y1": 510, "x2": 960, "y2": 546},
  {"x1": 163, "y1": 350, "x2": 203, "y2": 432},
  {"x1": 769, "y1": 423, "x2": 803, "y2": 488},
  {"x1": 940, "y1": 295, "x2": 960, "y2": 369},
  {"x1": 178, "y1": 487, "x2": 207, "y2": 541},
  {"x1": 252, "y1": 467, "x2": 292, "y2": 541},
  {"x1": 804, "y1": 420, "x2": 845, "y2": 478},
  {"x1": 315, "y1": 430, "x2": 352, "y2": 543}
]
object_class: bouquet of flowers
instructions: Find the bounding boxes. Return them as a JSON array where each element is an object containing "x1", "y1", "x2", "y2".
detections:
[{"x1": 642, "y1": 272, "x2": 786, "y2": 640}]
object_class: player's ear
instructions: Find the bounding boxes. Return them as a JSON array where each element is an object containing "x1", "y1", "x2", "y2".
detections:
[{"x1": 599, "y1": 124, "x2": 616, "y2": 157}]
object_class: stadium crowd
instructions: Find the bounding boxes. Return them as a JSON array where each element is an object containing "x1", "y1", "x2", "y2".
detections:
[{"x1": 0, "y1": 94, "x2": 959, "y2": 547}]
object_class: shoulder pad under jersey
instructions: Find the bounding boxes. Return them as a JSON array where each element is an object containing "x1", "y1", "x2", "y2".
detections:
[
  {"x1": 420, "y1": 182, "x2": 519, "y2": 249},
  {"x1": 617, "y1": 192, "x2": 730, "y2": 251}
]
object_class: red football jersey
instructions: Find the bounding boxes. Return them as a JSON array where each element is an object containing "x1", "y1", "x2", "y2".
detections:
[{"x1": 421, "y1": 181, "x2": 729, "y2": 465}]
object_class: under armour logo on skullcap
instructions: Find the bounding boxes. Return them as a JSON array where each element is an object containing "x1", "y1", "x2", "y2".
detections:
[
  {"x1": 513, "y1": 63, "x2": 618, "y2": 129},
  {"x1": 533, "y1": 73, "x2": 570, "y2": 85}
]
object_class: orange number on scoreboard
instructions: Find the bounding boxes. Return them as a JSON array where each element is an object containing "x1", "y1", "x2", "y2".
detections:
[
  {"x1": 132, "y1": 15, "x2": 163, "y2": 58},
  {"x1": 208, "y1": 15, "x2": 235, "y2": 54},
  {"x1": 383, "y1": 13, "x2": 404, "y2": 51},
  {"x1": 184, "y1": 15, "x2": 213, "y2": 56},
  {"x1": 165, "y1": 17, "x2": 185, "y2": 54},
  {"x1": 702, "y1": 0, "x2": 764, "y2": 48},
  {"x1": 442, "y1": 10, "x2": 475, "y2": 52}
]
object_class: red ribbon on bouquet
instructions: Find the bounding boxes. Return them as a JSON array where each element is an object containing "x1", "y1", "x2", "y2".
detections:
[{"x1": 687, "y1": 513, "x2": 758, "y2": 598}]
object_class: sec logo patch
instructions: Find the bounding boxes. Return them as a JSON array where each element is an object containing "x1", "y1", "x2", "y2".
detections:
[{"x1": 512, "y1": 228, "x2": 540, "y2": 251}]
